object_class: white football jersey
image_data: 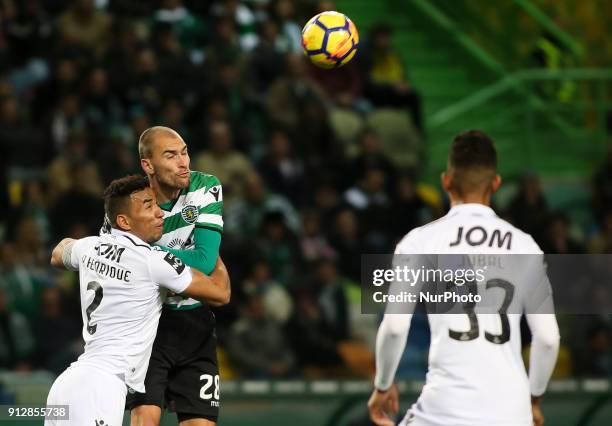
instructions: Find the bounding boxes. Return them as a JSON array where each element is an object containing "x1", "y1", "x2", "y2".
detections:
[
  {"x1": 66, "y1": 228, "x2": 192, "y2": 393},
  {"x1": 394, "y1": 203, "x2": 548, "y2": 426}
]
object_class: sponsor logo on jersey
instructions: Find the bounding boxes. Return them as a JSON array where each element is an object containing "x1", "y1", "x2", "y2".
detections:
[
  {"x1": 181, "y1": 205, "x2": 199, "y2": 224},
  {"x1": 209, "y1": 185, "x2": 221, "y2": 201},
  {"x1": 94, "y1": 243, "x2": 125, "y2": 262},
  {"x1": 450, "y1": 226, "x2": 512, "y2": 250},
  {"x1": 164, "y1": 252, "x2": 185, "y2": 274}
]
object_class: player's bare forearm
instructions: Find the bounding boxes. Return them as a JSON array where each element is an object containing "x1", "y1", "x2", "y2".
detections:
[
  {"x1": 50, "y1": 238, "x2": 76, "y2": 269},
  {"x1": 183, "y1": 257, "x2": 231, "y2": 306},
  {"x1": 531, "y1": 395, "x2": 544, "y2": 426},
  {"x1": 207, "y1": 257, "x2": 231, "y2": 306}
]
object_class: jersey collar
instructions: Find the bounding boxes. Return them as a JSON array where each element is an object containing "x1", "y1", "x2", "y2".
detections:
[
  {"x1": 447, "y1": 203, "x2": 497, "y2": 217},
  {"x1": 110, "y1": 228, "x2": 151, "y2": 247}
]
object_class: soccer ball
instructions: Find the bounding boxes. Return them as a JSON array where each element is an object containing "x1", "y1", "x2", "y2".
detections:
[{"x1": 302, "y1": 11, "x2": 359, "y2": 69}]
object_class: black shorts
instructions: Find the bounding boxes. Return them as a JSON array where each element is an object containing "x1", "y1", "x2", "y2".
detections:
[{"x1": 126, "y1": 305, "x2": 220, "y2": 421}]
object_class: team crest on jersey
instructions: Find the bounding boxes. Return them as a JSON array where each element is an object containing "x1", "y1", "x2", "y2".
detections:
[{"x1": 181, "y1": 205, "x2": 198, "y2": 224}]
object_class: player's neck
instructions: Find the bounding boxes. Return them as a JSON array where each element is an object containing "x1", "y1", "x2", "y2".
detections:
[
  {"x1": 151, "y1": 180, "x2": 181, "y2": 205},
  {"x1": 449, "y1": 194, "x2": 491, "y2": 208},
  {"x1": 113, "y1": 226, "x2": 149, "y2": 244}
]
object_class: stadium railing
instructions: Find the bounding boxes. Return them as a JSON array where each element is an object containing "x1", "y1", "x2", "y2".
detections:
[{"x1": 3, "y1": 373, "x2": 612, "y2": 425}]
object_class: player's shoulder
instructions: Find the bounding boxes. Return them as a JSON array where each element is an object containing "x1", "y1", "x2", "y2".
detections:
[
  {"x1": 493, "y1": 216, "x2": 543, "y2": 254},
  {"x1": 74, "y1": 235, "x2": 100, "y2": 252},
  {"x1": 107, "y1": 232, "x2": 157, "y2": 264},
  {"x1": 395, "y1": 215, "x2": 454, "y2": 253},
  {"x1": 79, "y1": 235, "x2": 100, "y2": 245},
  {"x1": 189, "y1": 171, "x2": 222, "y2": 191},
  {"x1": 395, "y1": 226, "x2": 427, "y2": 254},
  {"x1": 187, "y1": 171, "x2": 223, "y2": 209}
]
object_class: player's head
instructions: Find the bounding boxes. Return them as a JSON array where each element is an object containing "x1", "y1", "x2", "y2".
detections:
[
  {"x1": 442, "y1": 130, "x2": 501, "y2": 204},
  {"x1": 103, "y1": 175, "x2": 164, "y2": 243},
  {"x1": 139, "y1": 126, "x2": 190, "y2": 190}
]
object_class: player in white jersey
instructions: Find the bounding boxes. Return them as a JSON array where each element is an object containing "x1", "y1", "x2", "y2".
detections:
[
  {"x1": 368, "y1": 131, "x2": 560, "y2": 426},
  {"x1": 45, "y1": 175, "x2": 230, "y2": 426}
]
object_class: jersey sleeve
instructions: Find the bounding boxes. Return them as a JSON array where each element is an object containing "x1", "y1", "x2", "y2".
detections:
[
  {"x1": 373, "y1": 232, "x2": 422, "y2": 390},
  {"x1": 193, "y1": 173, "x2": 224, "y2": 233},
  {"x1": 386, "y1": 229, "x2": 427, "y2": 314},
  {"x1": 165, "y1": 227, "x2": 220, "y2": 274},
  {"x1": 148, "y1": 248, "x2": 193, "y2": 294},
  {"x1": 526, "y1": 313, "x2": 560, "y2": 396},
  {"x1": 65, "y1": 237, "x2": 97, "y2": 271}
]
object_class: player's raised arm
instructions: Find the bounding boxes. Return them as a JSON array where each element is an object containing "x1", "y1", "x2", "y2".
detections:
[{"x1": 50, "y1": 238, "x2": 79, "y2": 270}]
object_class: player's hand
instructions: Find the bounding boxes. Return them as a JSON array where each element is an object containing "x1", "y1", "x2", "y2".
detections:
[
  {"x1": 368, "y1": 384, "x2": 399, "y2": 426},
  {"x1": 532, "y1": 396, "x2": 544, "y2": 426}
]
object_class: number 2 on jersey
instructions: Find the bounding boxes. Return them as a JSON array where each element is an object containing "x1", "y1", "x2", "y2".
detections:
[
  {"x1": 86, "y1": 281, "x2": 104, "y2": 335},
  {"x1": 449, "y1": 279, "x2": 514, "y2": 344}
]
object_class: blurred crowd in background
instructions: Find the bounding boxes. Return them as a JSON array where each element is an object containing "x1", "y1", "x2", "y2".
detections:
[{"x1": 0, "y1": 0, "x2": 611, "y2": 384}]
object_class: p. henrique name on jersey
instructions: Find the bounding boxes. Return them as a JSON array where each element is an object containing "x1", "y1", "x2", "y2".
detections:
[{"x1": 81, "y1": 253, "x2": 131, "y2": 282}]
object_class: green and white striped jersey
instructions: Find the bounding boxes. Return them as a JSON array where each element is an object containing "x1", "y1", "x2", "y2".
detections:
[{"x1": 158, "y1": 171, "x2": 223, "y2": 309}]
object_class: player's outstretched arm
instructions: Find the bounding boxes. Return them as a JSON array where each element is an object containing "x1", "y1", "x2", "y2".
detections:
[
  {"x1": 182, "y1": 257, "x2": 231, "y2": 307},
  {"x1": 50, "y1": 238, "x2": 78, "y2": 270}
]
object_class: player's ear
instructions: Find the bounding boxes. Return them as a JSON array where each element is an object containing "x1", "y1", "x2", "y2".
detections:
[
  {"x1": 491, "y1": 174, "x2": 501, "y2": 193},
  {"x1": 441, "y1": 171, "x2": 452, "y2": 192},
  {"x1": 141, "y1": 158, "x2": 154, "y2": 175},
  {"x1": 116, "y1": 214, "x2": 131, "y2": 231}
]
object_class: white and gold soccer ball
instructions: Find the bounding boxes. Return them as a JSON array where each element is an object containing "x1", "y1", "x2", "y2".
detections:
[{"x1": 302, "y1": 11, "x2": 359, "y2": 69}]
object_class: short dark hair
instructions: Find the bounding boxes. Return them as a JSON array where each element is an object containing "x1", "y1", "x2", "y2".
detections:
[
  {"x1": 449, "y1": 130, "x2": 497, "y2": 170},
  {"x1": 448, "y1": 130, "x2": 497, "y2": 196},
  {"x1": 103, "y1": 175, "x2": 150, "y2": 228}
]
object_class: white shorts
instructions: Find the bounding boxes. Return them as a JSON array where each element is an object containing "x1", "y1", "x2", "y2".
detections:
[
  {"x1": 399, "y1": 410, "x2": 531, "y2": 426},
  {"x1": 399, "y1": 410, "x2": 439, "y2": 426},
  {"x1": 45, "y1": 364, "x2": 127, "y2": 426}
]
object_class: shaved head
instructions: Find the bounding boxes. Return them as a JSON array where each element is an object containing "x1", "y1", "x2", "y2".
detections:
[
  {"x1": 138, "y1": 126, "x2": 182, "y2": 159},
  {"x1": 138, "y1": 125, "x2": 191, "y2": 197}
]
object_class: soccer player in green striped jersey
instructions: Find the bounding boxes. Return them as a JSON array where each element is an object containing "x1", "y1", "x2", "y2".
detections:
[{"x1": 128, "y1": 126, "x2": 225, "y2": 426}]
